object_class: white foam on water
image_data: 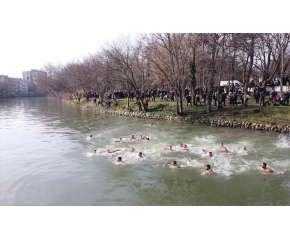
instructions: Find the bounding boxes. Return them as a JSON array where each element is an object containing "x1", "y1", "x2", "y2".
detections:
[
  {"x1": 275, "y1": 134, "x2": 290, "y2": 148},
  {"x1": 81, "y1": 123, "x2": 290, "y2": 178},
  {"x1": 194, "y1": 136, "x2": 215, "y2": 143},
  {"x1": 85, "y1": 152, "x2": 96, "y2": 157}
]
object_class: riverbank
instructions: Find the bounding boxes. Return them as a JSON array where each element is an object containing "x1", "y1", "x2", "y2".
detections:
[
  {"x1": 0, "y1": 92, "x2": 47, "y2": 98},
  {"x1": 65, "y1": 97, "x2": 290, "y2": 133}
]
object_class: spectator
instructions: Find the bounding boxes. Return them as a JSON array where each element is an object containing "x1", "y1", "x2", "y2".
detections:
[
  {"x1": 243, "y1": 92, "x2": 250, "y2": 107},
  {"x1": 144, "y1": 97, "x2": 149, "y2": 110},
  {"x1": 283, "y1": 90, "x2": 289, "y2": 106},
  {"x1": 186, "y1": 92, "x2": 193, "y2": 107},
  {"x1": 136, "y1": 100, "x2": 142, "y2": 111},
  {"x1": 260, "y1": 91, "x2": 265, "y2": 105},
  {"x1": 254, "y1": 90, "x2": 260, "y2": 104}
]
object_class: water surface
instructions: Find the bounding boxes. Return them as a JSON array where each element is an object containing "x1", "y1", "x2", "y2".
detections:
[{"x1": 1, "y1": 97, "x2": 290, "y2": 205}]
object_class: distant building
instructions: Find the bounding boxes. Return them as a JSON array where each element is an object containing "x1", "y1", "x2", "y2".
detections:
[
  {"x1": 0, "y1": 75, "x2": 9, "y2": 82},
  {"x1": 0, "y1": 75, "x2": 28, "y2": 93},
  {"x1": 22, "y1": 69, "x2": 47, "y2": 85},
  {"x1": 7, "y1": 78, "x2": 19, "y2": 92},
  {"x1": 0, "y1": 75, "x2": 9, "y2": 93},
  {"x1": 18, "y1": 79, "x2": 28, "y2": 92}
]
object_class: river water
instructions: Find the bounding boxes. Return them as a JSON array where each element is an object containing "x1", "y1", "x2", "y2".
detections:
[{"x1": 1, "y1": 97, "x2": 290, "y2": 206}]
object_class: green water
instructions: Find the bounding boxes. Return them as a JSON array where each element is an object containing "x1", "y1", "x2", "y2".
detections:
[{"x1": 1, "y1": 97, "x2": 290, "y2": 205}]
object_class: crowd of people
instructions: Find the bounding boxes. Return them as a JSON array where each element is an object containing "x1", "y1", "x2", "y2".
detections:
[{"x1": 72, "y1": 81, "x2": 290, "y2": 109}]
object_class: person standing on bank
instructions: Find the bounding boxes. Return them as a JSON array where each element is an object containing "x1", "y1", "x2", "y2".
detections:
[
  {"x1": 260, "y1": 91, "x2": 265, "y2": 105},
  {"x1": 283, "y1": 90, "x2": 289, "y2": 106},
  {"x1": 254, "y1": 90, "x2": 260, "y2": 104}
]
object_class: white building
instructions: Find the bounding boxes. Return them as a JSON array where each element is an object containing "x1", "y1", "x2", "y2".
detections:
[
  {"x1": 18, "y1": 79, "x2": 28, "y2": 92},
  {"x1": 22, "y1": 69, "x2": 47, "y2": 85}
]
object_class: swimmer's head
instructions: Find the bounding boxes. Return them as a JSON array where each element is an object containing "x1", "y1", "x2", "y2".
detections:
[
  {"x1": 220, "y1": 142, "x2": 223, "y2": 146},
  {"x1": 90, "y1": 135, "x2": 93, "y2": 137},
  {"x1": 242, "y1": 146, "x2": 246, "y2": 150},
  {"x1": 173, "y1": 161, "x2": 177, "y2": 165},
  {"x1": 209, "y1": 152, "x2": 213, "y2": 157},
  {"x1": 180, "y1": 143, "x2": 183, "y2": 146},
  {"x1": 118, "y1": 157, "x2": 122, "y2": 162},
  {"x1": 93, "y1": 150, "x2": 96, "y2": 153},
  {"x1": 139, "y1": 152, "x2": 142, "y2": 156},
  {"x1": 120, "y1": 138, "x2": 122, "y2": 141},
  {"x1": 206, "y1": 164, "x2": 210, "y2": 170},
  {"x1": 262, "y1": 163, "x2": 267, "y2": 168},
  {"x1": 170, "y1": 146, "x2": 172, "y2": 149}
]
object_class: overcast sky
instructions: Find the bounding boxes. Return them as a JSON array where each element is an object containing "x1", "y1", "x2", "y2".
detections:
[{"x1": 1, "y1": 1, "x2": 286, "y2": 78}]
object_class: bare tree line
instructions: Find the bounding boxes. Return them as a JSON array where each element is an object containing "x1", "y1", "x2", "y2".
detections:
[{"x1": 36, "y1": 33, "x2": 290, "y2": 114}]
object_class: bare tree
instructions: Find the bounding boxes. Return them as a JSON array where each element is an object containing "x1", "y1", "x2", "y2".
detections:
[
  {"x1": 102, "y1": 35, "x2": 149, "y2": 111},
  {"x1": 144, "y1": 33, "x2": 190, "y2": 115}
]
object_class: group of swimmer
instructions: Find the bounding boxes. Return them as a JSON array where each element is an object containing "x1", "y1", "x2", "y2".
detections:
[{"x1": 90, "y1": 134, "x2": 275, "y2": 174}]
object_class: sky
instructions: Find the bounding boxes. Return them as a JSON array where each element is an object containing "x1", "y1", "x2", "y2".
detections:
[{"x1": 1, "y1": 1, "x2": 287, "y2": 78}]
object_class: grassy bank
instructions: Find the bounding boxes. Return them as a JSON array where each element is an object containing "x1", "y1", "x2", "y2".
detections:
[{"x1": 73, "y1": 97, "x2": 290, "y2": 126}]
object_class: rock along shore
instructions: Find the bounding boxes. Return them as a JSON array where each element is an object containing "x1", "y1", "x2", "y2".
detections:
[{"x1": 64, "y1": 100, "x2": 290, "y2": 134}]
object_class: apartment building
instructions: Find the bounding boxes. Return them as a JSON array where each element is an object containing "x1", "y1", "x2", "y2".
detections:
[{"x1": 22, "y1": 69, "x2": 47, "y2": 85}]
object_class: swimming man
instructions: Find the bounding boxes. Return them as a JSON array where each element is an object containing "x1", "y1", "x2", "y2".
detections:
[
  {"x1": 163, "y1": 161, "x2": 181, "y2": 168},
  {"x1": 260, "y1": 163, "x2": 274, "y2": 173},
  {"x1": 163, "y1": 146, "x2": 173, "y2": 151},
  {"x1": 114, "y1": 138, "x2": 123, "y2": 143},
  {"x1": 130, "y1": 135, "x2": 136, "y2": 141},
  {"x1": 217, "y1": 142, "x2": 229, "y2": 153},
  {"x1": 116, "y1": 157, "x2": 125, "y2": 164},
  {"x1": 204, "y1": 164, "x2": 214, "y2": 174},
  {"x1": 100, "y1": 149, "x2": 122, "y2": 154}
]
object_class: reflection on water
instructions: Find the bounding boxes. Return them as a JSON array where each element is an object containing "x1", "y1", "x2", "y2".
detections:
[{"x1": 1, "y1": 97, "x2": 290, "y2": 205}]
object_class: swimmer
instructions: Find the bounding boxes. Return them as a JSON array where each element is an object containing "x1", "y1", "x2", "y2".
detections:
[
  {"x1": 201, "y1": 149, "x2": 213, "y2": 158},
  {"x1": 163, "y1": 161, "x2": 181, "y2": 168},
  {"x1": 260, "y1": 163, "x2": 274, "y2": 173},
  {"x1": 182, "y1": 144, "x2": 189, "y2": 151},
  {"x1": 128, "y1": 148, "x2": 135, "y2": 152},
  {"x1": 138, "y1": 152, "x2": 146, "y2": 159},
  {"x1": 207, "y1": 152, "x2": 213, "y2": 158},
  {"x1": 204, "y1": 164, "x2": 214, "y2": 174},
  {"x1": 87, "y1": 135, "x2": 93, "y2": 140},
  {"x1": 93, "y1": 150, "x2": 97, "y2": 154},
  {"x1": 140, "y1": 135, "x2": 149, "y2": 140},
  {"x1": 130, "y1": 135, "x2": 136, "y2": 141},
  {"x1": 149, "y1": 123, "x2": 153, "y2": 126},
  {"x1": 114, "y1": 138, "x2": 123, "y2": 143},
  {"x1": 241, "y1": 146, "x2": 248, "y2": 151},
  {"x1": 163, "y1": 146, "x2": 173, "y2": 151},
  {"x1": 100, "y1": 149, "x2": 122, "y2": 154},
  {"x1": 217, "y1": 142, "x2": 229, "y2": 153},
  {"x1": 115, "y1": 157, "x2": 125, "y2": 164}
]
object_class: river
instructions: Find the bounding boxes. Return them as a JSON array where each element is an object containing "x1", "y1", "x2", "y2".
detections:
[{"x1": 1, "y1": 97, "x2": 290, "y2": 205}]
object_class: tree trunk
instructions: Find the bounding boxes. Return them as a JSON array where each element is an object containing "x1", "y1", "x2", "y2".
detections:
[
  {"x1": 179, "y1": 89, "x2": 183, "y2": 114},
  {"x1": 175, "y1": 89, "x2": 179, "y2": 114},
  {"x1": 127, "y1": 95, "x2": 130, "y2": 109},
  {"x1": 280, "y1": 50, "x2": 284, "y2": 97}
]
